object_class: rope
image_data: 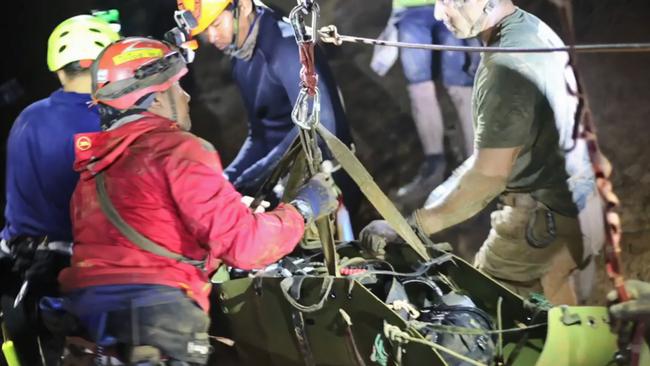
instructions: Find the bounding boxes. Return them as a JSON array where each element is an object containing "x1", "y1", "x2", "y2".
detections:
[
  {"x1": 279, "y1": 276, "x2": 335, "y2": 313},
  {"x1": 318, "y1": 25, "x2": 650, "y2": 54},
  {"x1": 496, "y1": 297, "x2": 504, "y2": 363},
  {"x1": 540, "y1": 1, "x2": 640, "y2": 362},
  {"x1": 371, "y1": 334, "x2": 390, "y2": 366},
  {"x1": 299, "y1": 42, "x2": 318, "y2": 96},
  {"x1": 388, "y1": 300, "x2": 421, "y2": 320},
  {"x1": 383, "y1": 323, "x2": 488, "y2": 366},
  {"x1": 339, "y1": 309, "x2": 368, "y2": 366},
  {"x1": 409, "y1": 320, "x2": 546, "y2": 336},
  {"x1": 561, "y1": 0, "x2": 643, "y2": 362}
]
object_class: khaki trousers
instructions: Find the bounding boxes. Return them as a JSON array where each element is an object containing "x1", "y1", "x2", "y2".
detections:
[{"x1": 473, "y1": 193, "x2": 586, "y2": 305}]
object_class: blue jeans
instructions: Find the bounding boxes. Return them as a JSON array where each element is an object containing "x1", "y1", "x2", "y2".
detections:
[{"x1": 397, "y1": 5, "x2": 480, "y2": 86}]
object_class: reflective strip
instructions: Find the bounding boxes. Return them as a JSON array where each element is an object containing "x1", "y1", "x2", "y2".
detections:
[{"x1": 37, "y1": 241, "x2": 73, "y2": 255}]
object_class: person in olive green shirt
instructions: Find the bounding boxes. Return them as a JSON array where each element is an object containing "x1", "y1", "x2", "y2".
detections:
[{"x1": 362, "y1": 0, "x2": 604, "y2": 304}]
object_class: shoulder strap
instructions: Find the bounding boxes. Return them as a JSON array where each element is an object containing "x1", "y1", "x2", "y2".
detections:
[{"x1": 95, "y1": 172, "x2": 205, "y2": 269}]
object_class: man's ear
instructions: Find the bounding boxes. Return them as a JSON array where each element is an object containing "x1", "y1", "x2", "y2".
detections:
[
  {"x1": 151, "y1": 91, "x2": 165, "y2": 107},
  {"x1": 146, "y1": 91, "x2": 166, "y2": 114}
]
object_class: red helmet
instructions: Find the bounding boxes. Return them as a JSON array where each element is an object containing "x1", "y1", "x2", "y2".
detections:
[{"x1": 92, "y1": 37, "x2": 188, "y2": 110}]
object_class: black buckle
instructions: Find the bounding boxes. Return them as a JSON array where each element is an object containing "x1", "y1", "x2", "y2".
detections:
[{"x1": 134, "y1": 51, "x2": 184, "y2": 80}]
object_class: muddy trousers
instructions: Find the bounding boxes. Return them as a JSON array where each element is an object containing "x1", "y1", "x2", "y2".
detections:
[
  {"x1": 473, "y1": 193, "x2": 586, "y2": 305},
  {"x1": 64, "y1": 285, "x2": 211, "y2": 365}
]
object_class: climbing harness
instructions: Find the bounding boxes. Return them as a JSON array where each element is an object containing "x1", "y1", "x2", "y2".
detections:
[{"x1": 318, "y1": 24, "x2": 650, "y2": 54}]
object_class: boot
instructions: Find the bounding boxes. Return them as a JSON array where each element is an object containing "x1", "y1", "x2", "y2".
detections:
[{"x1": 393, "y1": 154, "x2": 446, "y2": 212}]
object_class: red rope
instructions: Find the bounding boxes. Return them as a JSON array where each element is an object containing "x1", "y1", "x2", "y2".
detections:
[
  {"x1": 551, "y1": 0, "x2": 628, "y2": 302},
  {"x1": 579, "y1": 111, "x2": 628, "y2": 301},
  {"x1": 552, "y1": 1, "x2": 643, "y2": 363},
  {"x1": 299, "y1": 42, "x2": 318, "y2": 96}
]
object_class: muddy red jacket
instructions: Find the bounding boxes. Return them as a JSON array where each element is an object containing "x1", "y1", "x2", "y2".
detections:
[{"x1": 58, "y1": 113, "x2": 305, "y2": 311}]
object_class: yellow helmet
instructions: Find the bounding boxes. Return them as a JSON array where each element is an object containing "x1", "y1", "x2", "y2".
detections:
[
  {"x1": 47, "y1": 15, "x2": 120, "y2": 72},
  {"x1": 178, "y1": 0, "x2": 233, "y2": 36}
]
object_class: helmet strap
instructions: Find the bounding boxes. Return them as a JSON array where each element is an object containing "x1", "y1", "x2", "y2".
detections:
[
  {"x1": 98, "y1": 93, "x2": 155, "y2": 130},
  {"x1": 167, "y1": 89, "x2": 178, "y2": 122},
  {"x1": 229, "y1": 0, "x2": 240, "y2": 52}
]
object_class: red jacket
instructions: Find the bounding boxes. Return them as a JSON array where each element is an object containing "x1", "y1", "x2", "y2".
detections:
[{"x1": 58, "y1": 114, "x2": 305, "y2": 311}]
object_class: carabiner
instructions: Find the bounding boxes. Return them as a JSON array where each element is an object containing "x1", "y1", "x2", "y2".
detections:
[
  {"x1": 291, "y1": 87, "x2": 321, "y2": 130},
  {"x1": 289, "y1": 2, "x2": 320, "y2": 44}
]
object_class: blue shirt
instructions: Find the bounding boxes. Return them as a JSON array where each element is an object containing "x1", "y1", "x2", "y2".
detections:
[
  {"x1": 225, "y1": 9, "x2": 356, "y2": 205},
  {"x1": 2, "y1": 89, "x2": 101, "y2": 241}
]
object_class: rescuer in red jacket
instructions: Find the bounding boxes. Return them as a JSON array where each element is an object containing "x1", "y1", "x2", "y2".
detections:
[{"x1": 56, "y1": 37, "x2": 338, "y2": 365}]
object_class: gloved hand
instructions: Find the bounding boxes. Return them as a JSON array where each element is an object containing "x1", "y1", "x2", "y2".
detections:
[
  {"x1": 359, "y1": 220, "x2": 403, "y2": 258},
  {"x1": 25, "y1": 250, "x2": 70, "y2": 295},
  {"x1": 291, "y1": 173, "x2": 339, "y2": 224},
  {"x1": 359, "y1": 215, "x2": 449, "y2": 258},
  {"x1": 0, "y1": 248, "x2": 14, "y2": 293},
  {"x1": 608, "y1": 280, "x2": 650, "y2": 322}
]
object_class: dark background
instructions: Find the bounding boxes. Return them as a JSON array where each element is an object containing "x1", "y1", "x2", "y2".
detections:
[{"x1": 1, "y1": 0, "x2": 649, "y2": 303}]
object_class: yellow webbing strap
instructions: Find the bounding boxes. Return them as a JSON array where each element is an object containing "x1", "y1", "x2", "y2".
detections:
[{"x1": 316, "y1": 125, "x2": 431, "y2": 261}]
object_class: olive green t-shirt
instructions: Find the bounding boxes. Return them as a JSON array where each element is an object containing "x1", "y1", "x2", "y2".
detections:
[{"x1": 472, "y1": 9, "x2": 595, "y2": 216}]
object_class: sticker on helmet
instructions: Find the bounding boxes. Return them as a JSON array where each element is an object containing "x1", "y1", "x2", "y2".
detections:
[
  {"x1": 77, "y1": 136, "x2": 92, "y2": 151},
  {"x1": 113, "y1": 49, "x2": 164, "y2": 65},
  {"x1": 96, "y1": 69, "x2": 109, "y2": 83}
]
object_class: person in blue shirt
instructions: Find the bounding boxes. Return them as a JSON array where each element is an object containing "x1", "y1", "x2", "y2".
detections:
[
  {"x1": 178, "y1": 0, "x2": 360, "y2": 215},
  {"x1": 0, "y1": 15, "x2": 119, "y2": 366}
]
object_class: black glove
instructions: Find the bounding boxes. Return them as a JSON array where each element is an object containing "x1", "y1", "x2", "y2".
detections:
[
  {"x1": 359, "y1": 220, "x2": 403, "y2": 258},
  {"x1": 0, "y1": 248, "x2": 15, "y2": 294},
  {"x1": 291, "y1": 173, "x2": 338, "y2": 224},
  {"x1": 25, "y1": 250, "x2": 70, "y2": 296}
]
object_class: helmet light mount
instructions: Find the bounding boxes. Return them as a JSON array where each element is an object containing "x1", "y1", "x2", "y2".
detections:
[{"x1": 164, "y1": 10, "x2": 200, "y2": 64}]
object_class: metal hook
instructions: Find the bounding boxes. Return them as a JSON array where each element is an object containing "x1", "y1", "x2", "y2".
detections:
[
  {"x1": 291, "y1": 87, "x2": 321, "y2": 130},
  {"x1": 289, "y1": 2, "x2": 320, "y2": 44}
]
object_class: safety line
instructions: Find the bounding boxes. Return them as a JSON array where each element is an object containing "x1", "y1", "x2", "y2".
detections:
[{"x1": 318, "y1": 25, "x2": 650, "y2": 54}]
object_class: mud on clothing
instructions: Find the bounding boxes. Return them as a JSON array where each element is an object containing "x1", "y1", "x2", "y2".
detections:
[
  {"x1": 224, "y1": 8, "x2": 360, "y2": 212},
  {"x1": 471, "y1": 9, "x2": 601, "y2": 300},
  {"x1": 472, "y1": 8, "x2": 595, "y2": 217},
  {"x1": 58, "y1": 114, "x2": 305, "y2": 311},
  {"x1": 60, "y1": 284, "x2": 211, "y2": 364}
]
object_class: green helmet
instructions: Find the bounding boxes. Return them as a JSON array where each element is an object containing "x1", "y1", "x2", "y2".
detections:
[{"x1": 47, "y1": 15, "x2": 120, "y2": 72}]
